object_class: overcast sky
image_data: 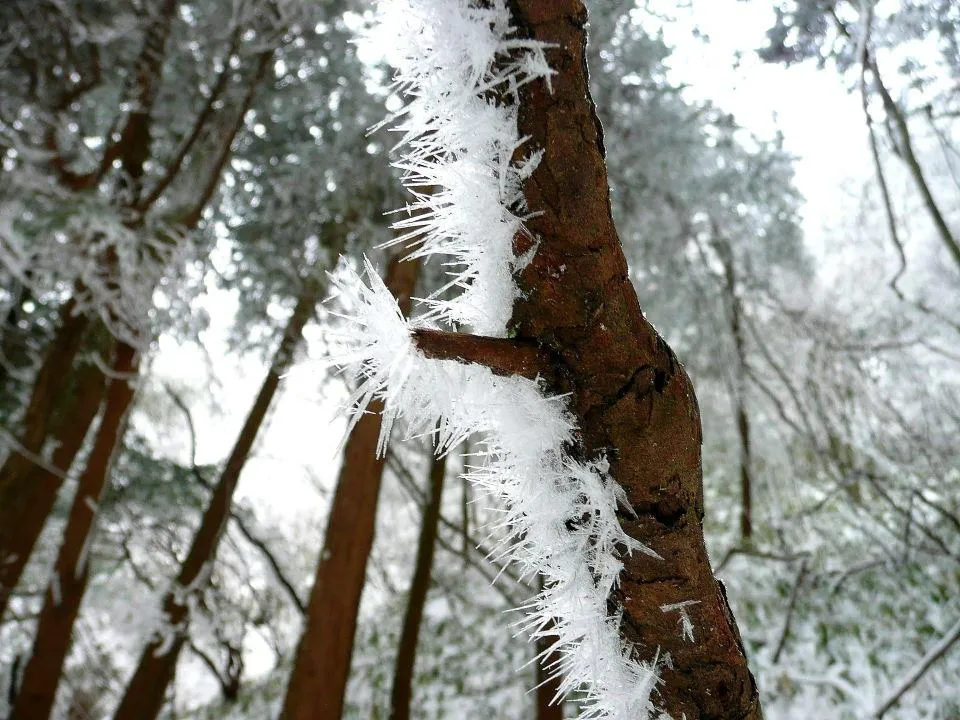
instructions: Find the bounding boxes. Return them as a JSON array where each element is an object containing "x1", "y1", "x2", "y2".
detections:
[{"x1": 659, "y1": 0, "x2": 870, "y2": 242}]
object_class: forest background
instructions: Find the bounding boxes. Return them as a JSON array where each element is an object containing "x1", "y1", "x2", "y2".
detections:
[{"x1": 0, "y1": 0, "x2": 958, "y2": 718}]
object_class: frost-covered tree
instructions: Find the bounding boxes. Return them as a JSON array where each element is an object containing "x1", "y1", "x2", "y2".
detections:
[
  {"x1": 328, "y1": 2, "x2": 761, "y2": 718},
  {"x1": 0, "y1": 0, "x2": 300, "y2": 625}
]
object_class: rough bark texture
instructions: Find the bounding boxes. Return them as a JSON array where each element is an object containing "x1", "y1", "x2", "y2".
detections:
[
  {"x1": 504, "y1": 3, "x2": 762, "y2": 718},
  {"x1": 0, "y1": 359, "x2": 104, "y2": 624},
  {"x1": 112, "y1": 281, "x2": 319, "y2": 720},
  {"x1": 389, "y1": 452, "x2": 447, "y2": 720},
  {"x1": 280, "y1": 254, "x2": 420, "y2": 720},
  {"x1": 10, "y1": 342, "x2": 138, "y2": 720}
]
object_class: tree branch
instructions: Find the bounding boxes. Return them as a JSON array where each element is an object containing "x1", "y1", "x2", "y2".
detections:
[
  {"x1": 873, "y1": 616, "x2": 960, "y2": 718},
  {"x1": 229, "y1": 512, "x2": 306, "y2": 615},
  {"x1": 772, "y1": 557, "x2": 809, "y2": 665},
  {"x1": 411, "y1": 328, "x2": 547, "y2": 380},
  {"x1": 176, "y1": 49, "x2": 273, "y2": 231},
  {"x1": 135, "y1": 16, "x2": 247, "y2": 213}
]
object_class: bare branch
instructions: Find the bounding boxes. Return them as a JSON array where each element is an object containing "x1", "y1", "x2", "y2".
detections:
[
  {"x1": 229, "y1": 512, "x2": 306, "y2": 615},
  {"x1": 873, "y1": 616, "x2": 960, "y2": 718},
  {"x1": 411, "y1": 328, "x2": 547, "y2": 380}
]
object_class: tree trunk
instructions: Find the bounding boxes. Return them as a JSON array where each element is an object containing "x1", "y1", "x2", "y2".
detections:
[
  {"x1": 0, "y1": 305, "x2": 90, "y2": 570},
  {"x1": 715, "y1": 236, "x2": 753, "y2": 543},
  {"x1": 280, "y1": 253, "x2": 420, "y2": 720},
  {"x1": 389, "y1": 451, "x2": 447, "y2": 720},
  {"x1": 0, "y1": 359, "x2": 105, "y2": 624},
  {"x1": 0, "y1": 0, "x2": 181, "y2": 620},
  {"x1": 534, "y1": 578, "x2": 564, "y2": 720},
  {"x1": 504, "y1": 3, "x2": 762, "y2": 717},
  {"x1": 9, "y1": 341, "x2": 138, "y2": 720},
  {"x1": 111, "y1": 281, "x2": 319, "y2": 720}
]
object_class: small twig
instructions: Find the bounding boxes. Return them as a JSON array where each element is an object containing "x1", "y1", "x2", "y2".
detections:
[
  {"x1": 873, "y1": 616, "x2": 960, "y2": 718},
  {"x1": 164, "y1": 384, "x2": 305, "y2": 614},
  {"x1": 829, "y1": 557, "x2": 884, "y2": 596},
  {"x1": 229, "y1": 512, "x2": 305, "y2": 615},
  {"x1": 716, "y1": 546, "x2": 809, "y2": 574},
  {"x1": 772, "y1": 557, "x2": 809, "y2": 664}
]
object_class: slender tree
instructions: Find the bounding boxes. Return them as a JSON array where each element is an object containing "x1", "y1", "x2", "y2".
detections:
[
  {"x1": 10, "y1": 341, "x2": 138, "y2": 719},
  {"x1": 389, "y1": 451, "x2": 447, "y2": 720},
  {"x1": 112, "y1": 277, "x2": 319, "y2": 720},
  {"x1": 280, "y1": 252, "x2": 420, "y2": 720},
  {"x1": 0, "y1": 0, "x2": 285, "y2": 621}
]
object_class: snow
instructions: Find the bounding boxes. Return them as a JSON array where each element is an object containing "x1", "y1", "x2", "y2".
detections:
[{"x1": 330, "y1": 2, "x2": 666, "y2": 718}]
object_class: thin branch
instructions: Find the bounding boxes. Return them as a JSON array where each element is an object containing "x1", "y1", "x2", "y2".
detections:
[
  {"x1": 411, "y1": 328, "x2": 547, "y2": 380},
  {"x1": 833, "y1": 5, "x2": 960, "y2": 273},
  {"x1": 176, "y1": 49, "x2": 273, "y2": 231},
  {"x1": 229, "y1": 512, "x2": 305, "y2": 615},
  {"x1": 715, "y1": 546, "x2": 809, "y2": 575},
  {"x1": 163, "y1": 385, "x2": 306, "y2": 614},
  {"x1": 136, "y1": 15, "x2": 246, "y2": 213},
  {"x1": 873, "y1": 616, "x2": 960, "y2": 718},
  {"x1": 188, "y1": 640, "x2": 229, "y2": 693},
  {"x1": 857, "y1": 2, "x2": 907, "y2": 295}
]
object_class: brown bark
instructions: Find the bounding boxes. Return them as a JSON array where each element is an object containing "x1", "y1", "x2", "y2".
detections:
[
  {"x1": 280, "y1": 253, "x2": 420, "y2": 720},
  {"x1": 503, "y1": 3, "x2": 760, "y2": 717},
  {"x1": 0, "y1": 0, "x2": 270, "y2": 625},
  {"x1": 0, "y1": 360, "x2": 105, "y2": 624},
  {"x1": 389, "y1": 451, "x2": 447, "y2": 720},
  {"x1": 114, "y1": 0, "x2": 180, "y2": 201},
  {"x1": 535, "y1": 635, "x2": 565, "y2": 720},
  {"x1": 10, "y1": 342, "x2": 138, "y2": 720},
  {"x1": 112, "y1": 281, "x2": 319, "y2": 720}
]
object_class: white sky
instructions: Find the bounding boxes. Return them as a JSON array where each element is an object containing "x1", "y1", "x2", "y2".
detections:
[{"x1": 658, "y1": 0, "x2": 871, "y2": 244}]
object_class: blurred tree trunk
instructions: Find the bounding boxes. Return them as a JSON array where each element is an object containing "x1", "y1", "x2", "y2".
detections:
[
  {"x1": 535, "y1": 578, "x2": 564, "y2": 720},
  {"x1": 535, "y1": 637, "x2": 564, "y2": 720},
  {"x1": 0, "y1": 306, "x2": 92, "y2": 612},
  {"x1": 389, "y1": 451, "x2": 447, "y2": 720},
  {"x1": 111, "y1": 279, "x2": 319, "y2": 720},
  {"x1": 0, "y1": 0, "x2": 179, "y2": 620},
  {"x1": 715, "y1": 233, "x2": 753, "y2": 543},
  {"x1": 0, "y1": 359, "x2": 105, "y2": 624},
  {"x1": 280, "y1": 253, "x2": 420, "y2": 720},
  {"x1": 9, "y1": 341, "x2": 138, "y2": 720}
]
